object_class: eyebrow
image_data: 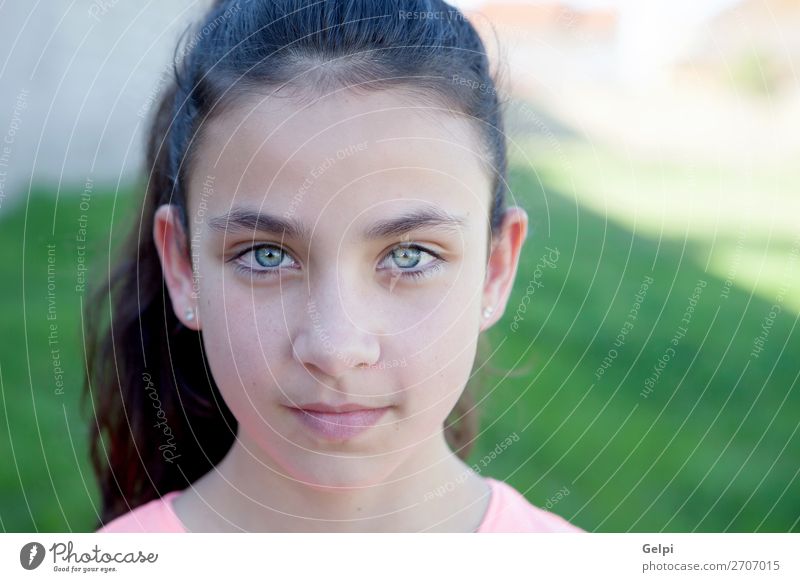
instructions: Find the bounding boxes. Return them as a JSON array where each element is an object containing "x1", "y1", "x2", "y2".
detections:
[{"x1": 206, "y1": 205, "x2": 467, "y2": 241}]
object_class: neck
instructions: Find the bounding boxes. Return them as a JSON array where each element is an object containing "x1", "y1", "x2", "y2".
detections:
[{"x1": 180, "y1": 429, "x2": 491, "y2": 532}]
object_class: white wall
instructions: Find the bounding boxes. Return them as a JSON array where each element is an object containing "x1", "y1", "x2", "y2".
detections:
[{"x1": 0, "y1": 0, "x2": 211, "y2": 213}]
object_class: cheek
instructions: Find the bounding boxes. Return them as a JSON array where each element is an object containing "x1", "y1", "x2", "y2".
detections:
[
  {"x1": 396, "y1": 306, "x2": 480, "y2": 433},
  {"x1": 198, "y1": 257, "x2": 285, "y2": 343},
  {"x1": 197, "y1": 273, "x2": 288, "y2": 416}
]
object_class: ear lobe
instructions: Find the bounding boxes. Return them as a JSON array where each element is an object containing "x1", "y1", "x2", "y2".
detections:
[
  {"x1": 153, "y1": 204, "x2": 201, "y2": 330},
  {"x1": 481, "y1": 207, "x2": 529, "y2": 330}
]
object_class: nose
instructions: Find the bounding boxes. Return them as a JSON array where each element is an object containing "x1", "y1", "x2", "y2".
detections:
[{"x1": 291, "y1": 279, "x2": 381, "y2": 379}]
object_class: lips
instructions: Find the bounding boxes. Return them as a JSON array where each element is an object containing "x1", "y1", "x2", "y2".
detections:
[{"x1": 287, "y1": 403, "x2": 391, "y2": 441}]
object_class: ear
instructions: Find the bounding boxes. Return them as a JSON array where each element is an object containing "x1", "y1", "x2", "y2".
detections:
[
  {"x1": 153, "y1": 204, "x2": 201, "y2": 330},
  {"x1": 480, "y1": 206, "x2": 529, "y2": 331}
]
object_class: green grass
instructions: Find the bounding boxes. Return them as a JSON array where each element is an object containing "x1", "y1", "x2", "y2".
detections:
[
  {"x1": 0, "y1": 182, "x2": 138, "y2": 532},
  {"x1": 474, "y1": 146, "x2": 800, "y2": 532},
  {"x1": 1, "y1": 150, "x2": 797, "y2": 532}
]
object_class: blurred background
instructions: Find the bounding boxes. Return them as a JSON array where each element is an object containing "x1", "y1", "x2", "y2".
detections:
[{"x1": 0, "y1": 0, "x2": 798, "y2": 532}]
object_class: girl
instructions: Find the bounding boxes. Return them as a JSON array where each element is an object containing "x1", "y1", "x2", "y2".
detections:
[{"x1": 86, "y1": 0, "x2": 583, "y2": 533}]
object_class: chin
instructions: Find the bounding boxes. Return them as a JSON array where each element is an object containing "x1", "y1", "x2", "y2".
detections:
[{"x1": 282, "y1": 454, "x2": 400, "y2": 491}]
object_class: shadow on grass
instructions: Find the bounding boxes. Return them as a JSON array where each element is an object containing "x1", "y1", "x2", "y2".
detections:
[{"x1": 470, "y1": 163, "x2": 799, "y2": 532}]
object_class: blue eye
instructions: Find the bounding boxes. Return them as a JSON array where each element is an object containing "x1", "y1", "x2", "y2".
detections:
[
  {"x1": 231, "y1": 243, "x2": 444, "y2": 281},
  {"x1": 391, "y1": 246, "x2": 422, "y2": 268},
  {"x1": 233, "y1": 244, "x2": 296, "y2": 277},
  {"x1": 253, "y1": 246, "x2": 283, "y2": 268},
  {"x1": 381, "y1": 244, "x2": 443, "y2": 281}
]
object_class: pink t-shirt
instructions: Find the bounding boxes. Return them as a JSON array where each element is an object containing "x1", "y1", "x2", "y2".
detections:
[{"x1": 95, "y1": 477, "x2": 584, "y2": 533}]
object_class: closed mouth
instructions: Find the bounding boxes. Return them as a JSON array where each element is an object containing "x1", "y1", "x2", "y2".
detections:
[{"x1": 285, "y1": 404, "x2": 392, "y2": 440}]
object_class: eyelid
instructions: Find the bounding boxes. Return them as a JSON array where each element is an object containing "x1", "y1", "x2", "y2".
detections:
[
  {"x1": 376, "y1": 243, "x2": 442, "y2": 269},
  {"x1": 230, "y1": 241, "x2": 445, "y2": 279},
  {"x1": 230, "y1": 242, "x2": 285, "y2": 261},
  {"x1": 231, "y1": 242, "x2": 298, "y2": 272}
]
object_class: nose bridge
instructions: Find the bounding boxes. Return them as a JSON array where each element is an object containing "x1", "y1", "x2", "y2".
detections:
[{"x1": 292, "y1": 264, "x2": 381, "y2": 377}]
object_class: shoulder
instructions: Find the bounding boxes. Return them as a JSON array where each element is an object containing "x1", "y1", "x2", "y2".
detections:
[
  {"x1": 95, "y1": 491, "x2": 187, "y2": 533},
  {"x1": 476, "y1": 478, "x2": 585, "y2": 533}
]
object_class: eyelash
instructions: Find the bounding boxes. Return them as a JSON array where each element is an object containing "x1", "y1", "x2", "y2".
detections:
[{"x1": 231, "y1": 243, "x2": 445, "y2": 282}]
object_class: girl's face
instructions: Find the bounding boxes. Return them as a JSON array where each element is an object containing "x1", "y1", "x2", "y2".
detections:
[{"x1": 154, "y1": 88, "x2": 527, "y2": 488}]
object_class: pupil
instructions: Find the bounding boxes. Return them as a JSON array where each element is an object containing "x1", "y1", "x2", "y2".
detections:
[
  {"x1": 254, "y1": 247, "x2": 281, "y2": 268},
  {"x1": 394, "y1": 247, "x2": 420, "y2": 268}
]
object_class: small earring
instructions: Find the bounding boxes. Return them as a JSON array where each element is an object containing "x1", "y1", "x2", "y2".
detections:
[
  {"x1": 483, "y1": 306, "x2": 494, "y2": 319},
  {"x1": 185, "y1": 307, "x2": 195, "y2": 321}
]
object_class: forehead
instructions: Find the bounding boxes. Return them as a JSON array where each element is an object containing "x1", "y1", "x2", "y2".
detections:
[{"x1": 187, "y1": 88, "x2": 492, "y2": 223}]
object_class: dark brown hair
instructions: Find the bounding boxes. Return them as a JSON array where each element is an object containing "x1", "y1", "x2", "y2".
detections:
[{"x1": 84, "y1": 0, "x2": 509, "y2": 528}]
